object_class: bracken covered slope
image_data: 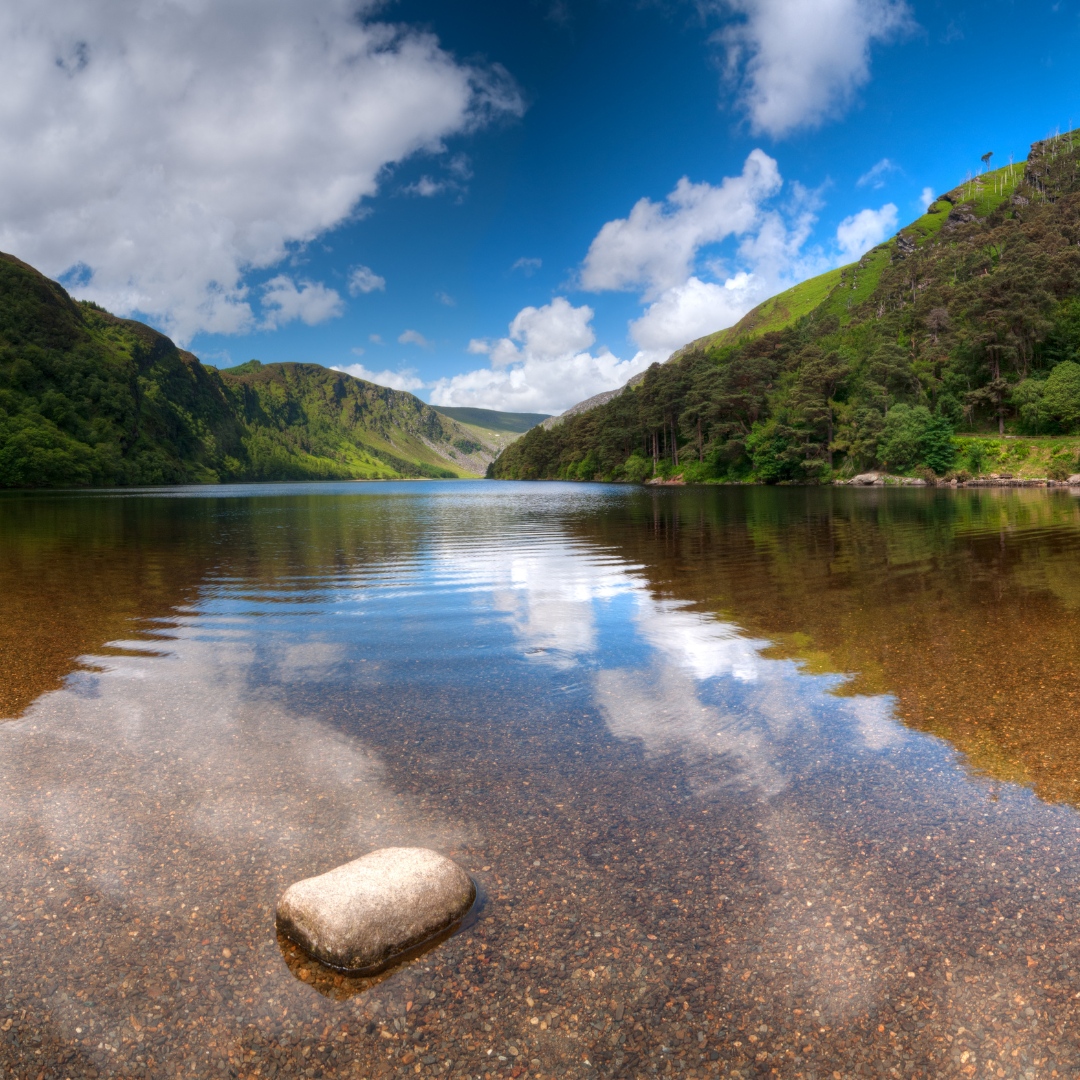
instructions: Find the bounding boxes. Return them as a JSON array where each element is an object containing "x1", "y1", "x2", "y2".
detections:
[
  {"x1": 492, "y1": 130, "x2": 1080, "y2": 484},
  {"x1": 0, "y1": 253, "x2": 485, "y2": 486}
]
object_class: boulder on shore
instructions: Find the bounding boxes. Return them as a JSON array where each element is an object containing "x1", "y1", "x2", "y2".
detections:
[{"x1": 276, "y1": 848, "x2": 475, "y2": 974}]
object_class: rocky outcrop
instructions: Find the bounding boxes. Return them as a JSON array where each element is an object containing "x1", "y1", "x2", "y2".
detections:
[
  {"x1": 276, "y1": 848, "x2": 475, "y2": 974},
  {"x1": 840, "y1": 473, "x2": 926, "y2": 486}
]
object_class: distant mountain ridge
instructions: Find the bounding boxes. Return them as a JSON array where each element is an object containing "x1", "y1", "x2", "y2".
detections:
[
  {"x1": 0, "y1": 253, "x2": 534, "y2": 487},
  {"x1": 430, "y1": 405, "x2": 549, "y2": 433}
]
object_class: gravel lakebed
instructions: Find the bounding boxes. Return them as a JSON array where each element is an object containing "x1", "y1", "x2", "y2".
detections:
[{"x1": 3, "y1": 482, "x2": 1080, "y2": 1080}]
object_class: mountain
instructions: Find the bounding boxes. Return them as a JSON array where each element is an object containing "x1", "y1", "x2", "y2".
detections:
[
  {"x1": 0, "y1": 252, "x2": 492, "y2": 487},
  {"x1": 491, "y1": 129, "x2": 1080, "y2": 484},
  {"x1": 430, "y1": 405, "x2": 549, "y2": 433},
  {"x1": 429, "y1": 405, "x2": 549, "y2": 458}
]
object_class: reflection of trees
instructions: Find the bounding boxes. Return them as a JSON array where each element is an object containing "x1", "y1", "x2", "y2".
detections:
[
  {"x1": 0, "y1": 489, "x2": 432, "y2": 719},
  {"x1": 564, "y1": 486, "x2": 1080, "y2": 810}
]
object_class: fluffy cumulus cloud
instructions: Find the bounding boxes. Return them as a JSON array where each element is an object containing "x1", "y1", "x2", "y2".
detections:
[
  {"x1": 629, "y1": 274, "x2": 763, "y2": 354},
  {"x1": 580, "y1": 150, "x2": 782, "y2": 298},
  {"x1": 835, "y1": 203, "x2": 898, "y2": 260},
  {"x1": 429, "y1": 298, "x2": 651, "y2": 414},
  {"x1": 580, "y1": 154, "x2": 831, "y2": 361},
  {"x1": 260, "y1": 275, "x2": 344, "y2": 329},
  {"x1": 0, "y1": 0, "x2": 521, "y2": 342},
  {"x1": 331, "y1": 363, "x2": 424, "y2": 393},
  {"x1": 717, "y1": 0, "x2": 913, "y2": 137}
]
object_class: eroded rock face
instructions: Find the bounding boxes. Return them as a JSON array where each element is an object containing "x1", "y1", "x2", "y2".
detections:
[{"x1": 276, "y1": 848, "x2": 475, "y2": 973}]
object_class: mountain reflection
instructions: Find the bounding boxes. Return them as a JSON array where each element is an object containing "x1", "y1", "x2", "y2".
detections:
[{"x1": 561, "y1": 485, "x2": 1080, "y2": 809}]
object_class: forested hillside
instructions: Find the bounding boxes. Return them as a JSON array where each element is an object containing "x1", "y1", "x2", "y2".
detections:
[
  {"x1": 492, "y1": 130, "x2": 1080, "y2": 484},
  {"x1": 0, "y1": 253, "x2": 486, "y2": 486}
]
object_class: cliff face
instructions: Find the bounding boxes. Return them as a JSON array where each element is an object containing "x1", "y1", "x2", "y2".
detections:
[
  {"x1": 492, "y1": 130, "x2": 1080, "y2": 484},
  {"x1": 0, "y1": 253, "x2": 484, "y2": 486}
]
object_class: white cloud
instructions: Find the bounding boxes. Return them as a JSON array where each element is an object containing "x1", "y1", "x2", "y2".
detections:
[
  {"x1": 348, "y1": 265, "x2": 386, "y2": 295},
  {"x1": 448, "y1": 154, "x2": 473, "y2": 180},
  {"x1": 580, "y1": 160, "x2": 830, "y2": 360},
  {"x1": 370, "y1": 333, "x2": 384, "y2": 345},
  {"x1": 467, "y1": 338, "x2": 492, "y2": 354},
  {"x1": 919, "y1": 186, "x2": 935, "y2": 210},
  {"x1": 435, "y1": 290, "x2": 456, "y2": 307},
  {"x1": 260, "y1": 275, "x2": 343, "y2": 329},
  {"x1": 835, "y1": 202, "x2": 898, "y2": 260},
  {"x1": 0, "y1": 0, "x2": 522, "y2": 342},
  {"x1": 856, "y1": 158, "x2": 898, "y2": 188},
  {"x1": 580, "y1": 150, "x2": 782, "y2": 298},
  {"x1": 501, "y1": 297, "x2": 596, "y2": 364},
  {"x1": 629, "y1": 274, "x2": 766, "y2": 356},
  {"x1": 717, "y1": 0, "x2": 913, "y2": 137},
  {"x1": 398, "y1": 329, "x2": 432, "y2": 347},
  {"x1": 403, "y1": 176, "x2": 444, "y2": 197},
  {"x1": 429, "y1": 297, "x2": 651, "y2": 413},
  {"x1": 512, "y1": 257, "x2": 542, "y2": 276},
  {"x1": 332, "y1": 363, "x2": 424, "y2": 393}
]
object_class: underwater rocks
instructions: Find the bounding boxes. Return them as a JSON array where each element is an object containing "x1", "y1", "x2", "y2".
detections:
[{"x1": 276, "y1": 848, "x2": 475, "y2": 973}]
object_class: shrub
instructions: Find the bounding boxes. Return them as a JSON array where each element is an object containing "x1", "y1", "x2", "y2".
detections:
[
  {"x1": 1049, "y1": 458, "x2": 1072, "y2": 482},
  {"x1": 964, "y1": 440, "x2": 989, "y2": 474},
  {"x1": 1041, "y1": 360, "x2": 1080, "y2": 432},
  {"x1": 621, "y1": 454, "x2": 653, "y2": 483},
  {"x1": 921, "y1": 415, "x2": 957, "y2": 474},
  {"x1": 877, "y1": 404, "x2": 955, "y2": 473},
  {"x1": 746, "y1": 422, "x2": 797, "y2": 483}
]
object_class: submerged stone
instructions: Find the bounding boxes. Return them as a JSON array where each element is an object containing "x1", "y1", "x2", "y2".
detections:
[{"x1": 276, "y1": 848, "x2": 475, "y2": 973}]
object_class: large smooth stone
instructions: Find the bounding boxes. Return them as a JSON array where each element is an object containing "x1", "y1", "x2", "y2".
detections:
[{"x1": 276, "y1": 848, "x2": 475, "y2": 973}]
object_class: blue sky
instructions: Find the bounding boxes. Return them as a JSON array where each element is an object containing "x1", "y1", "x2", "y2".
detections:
[{"x1": 2, "y1": 0, "x2": 1079, "y2": 413}]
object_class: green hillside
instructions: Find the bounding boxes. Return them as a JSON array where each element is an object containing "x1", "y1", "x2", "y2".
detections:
[
  {"x1": 492, "y1": 130, "x2": 1080, "y2": 484},
  {"x1": 0, "y1": 252, "x2": 486, "y2": 487},
  {"x1": 430, "y1": 404, "x2": 550, "y2": 458},
  {"x1": 431, "y1": 405, "x2": 548, "y2": 433}
]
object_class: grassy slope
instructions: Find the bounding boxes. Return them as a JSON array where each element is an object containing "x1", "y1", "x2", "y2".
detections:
[
  {"x1": 430, "y1": 405, "x2": 549, "y2": 433},
  {"x1": 0, "y1": 253, "x2": 480, "y2": 486},
  {"x1": 429, "y1": 405, "x2": 551, "y2": 461},
  {"x1": 692, "y1": 266, "x2": 847, "y2": 351}
]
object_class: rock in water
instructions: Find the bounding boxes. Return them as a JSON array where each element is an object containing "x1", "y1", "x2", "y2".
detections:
[{"x1": 276, "y1": 848, "x2": 475, "y2": 973}]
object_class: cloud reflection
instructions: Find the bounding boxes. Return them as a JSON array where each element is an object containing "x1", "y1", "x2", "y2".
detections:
[{"x1": 454, "y1": 533, "x2": 911, "y2": 800}]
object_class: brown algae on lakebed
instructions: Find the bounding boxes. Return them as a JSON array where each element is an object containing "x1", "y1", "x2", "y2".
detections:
[{"x1": 3, "y1": 482, "x2": 1080, "y2": 1078}]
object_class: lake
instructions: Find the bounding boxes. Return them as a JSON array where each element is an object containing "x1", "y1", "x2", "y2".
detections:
[{"x1": 3, "y1": 480, "x2": 1080, "y2": 1080}]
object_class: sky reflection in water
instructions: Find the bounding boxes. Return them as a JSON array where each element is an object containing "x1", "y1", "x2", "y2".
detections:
[{"x1": 3, "y1": 481, "x2": 1080, "y2": 1080}]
